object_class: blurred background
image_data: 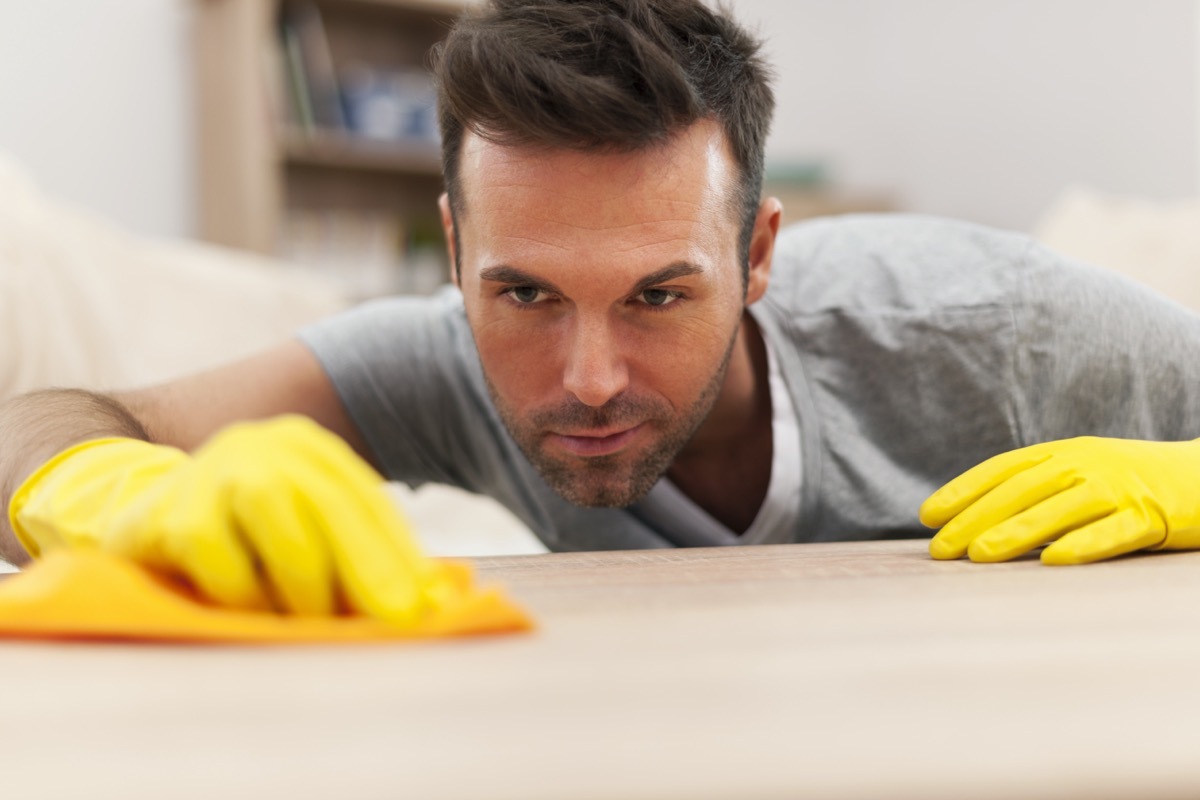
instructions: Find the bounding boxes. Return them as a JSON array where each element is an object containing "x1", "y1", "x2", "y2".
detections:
[{"x1": 0, "y1": 0, "x2": 1194, "y2": 267}]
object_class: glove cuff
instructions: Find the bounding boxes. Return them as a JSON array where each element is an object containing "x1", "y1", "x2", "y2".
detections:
[
  {"x1": 1147, "y1": 437, "x2": 1200, "y2": 551},
  {"x1": 9, "y1": 438, "x2": 183, "y2": 558}
]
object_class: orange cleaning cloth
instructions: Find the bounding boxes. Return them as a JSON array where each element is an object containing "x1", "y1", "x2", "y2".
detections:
[{"x1": 0, "y1": 549, "x2": 533, "y2": 644}]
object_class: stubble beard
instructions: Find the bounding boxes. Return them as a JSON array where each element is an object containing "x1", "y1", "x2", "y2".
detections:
[{"x1": 485, "y1": 331, "x2": 739, "y2": 508}]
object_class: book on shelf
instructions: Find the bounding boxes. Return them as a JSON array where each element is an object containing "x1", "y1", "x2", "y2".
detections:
[
  {"x1": 260, "y1": 40, "x2": 292, "y2": 133},
  {"x1": 274, "y1": 1, "x2": 439, "y2": 147},
  {"x1": 276, "y1": 2, "x2": 344, "y2": 132},
  {"x1": 279, "y1": 12, "x2": 313, "y2": 130}
]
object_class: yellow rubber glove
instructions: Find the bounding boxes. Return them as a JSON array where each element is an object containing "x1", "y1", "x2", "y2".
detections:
[
  {"x1": 922, "y1": 436, "x2": 1200, "y2": 565},
  {"x1": 9, "y1": 415, "x2": 441, "y2": 623}
]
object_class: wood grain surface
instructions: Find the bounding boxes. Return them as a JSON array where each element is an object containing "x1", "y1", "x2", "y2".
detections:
[{"x1": 3, "y1": 539, "x2": 1200, "y2": 799}]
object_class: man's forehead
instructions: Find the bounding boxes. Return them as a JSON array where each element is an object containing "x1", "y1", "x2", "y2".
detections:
[
  {"x1": 461, "y1": 136, "x2": 648, "y2": 189},
  {"x1": 456, "y1": 121, "x2": 737, "y2": 208}
]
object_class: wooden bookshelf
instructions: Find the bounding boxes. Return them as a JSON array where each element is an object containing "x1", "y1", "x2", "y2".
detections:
[
  {"x1": 280, "y1": 129, "x2": 442, "y2": 173},
  {"x1": 194, "y1": 0, "x2": 469, "y2": 296}
]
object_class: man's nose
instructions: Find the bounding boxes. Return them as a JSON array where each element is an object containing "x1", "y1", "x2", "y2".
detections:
[{"x1": 561, "y1": 313, "x2": 630, "y2": 408}]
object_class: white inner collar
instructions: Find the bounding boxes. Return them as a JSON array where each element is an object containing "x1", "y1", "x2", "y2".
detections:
[{"x1": 632, "y1": 329, "x2": 803, "y2": 545}]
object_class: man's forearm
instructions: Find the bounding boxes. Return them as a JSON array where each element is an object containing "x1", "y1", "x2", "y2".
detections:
[{"x1": 0, "y1": 389, "x2": 149, "y2": 565}]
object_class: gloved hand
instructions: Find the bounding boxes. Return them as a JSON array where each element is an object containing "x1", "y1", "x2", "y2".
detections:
[
  {"x1": 921, "y1": 436, "x2": 1200, "y2": 565},
  {"x1": 9, "y1": 415, "x2": 442, "y2": 623}
]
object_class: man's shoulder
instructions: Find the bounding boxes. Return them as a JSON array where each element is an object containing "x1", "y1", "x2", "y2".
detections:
[
  {"x1": 303, "y1": 285, "x2": 470, "y2": 350},
  {"x1": 766, "y1": 213, "x2": 1035, "y2": 316},
  {"x1": 298, "y1": 284, "x2": 480, "y2": 397}
]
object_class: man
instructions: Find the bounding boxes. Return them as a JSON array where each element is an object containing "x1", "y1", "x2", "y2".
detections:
[{"x1": 5, "y1": 0, "x2": 1200, "y2": 622}]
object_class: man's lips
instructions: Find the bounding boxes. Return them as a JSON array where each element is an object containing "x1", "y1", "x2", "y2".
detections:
[{"x1": 551, "y1": 424, "x2": 643, "y2": 457}]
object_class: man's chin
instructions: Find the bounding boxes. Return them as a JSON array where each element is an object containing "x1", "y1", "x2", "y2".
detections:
[
  {"x1": 550, "y1": 483, "x2": 651, "y2": 509},
  {"x1": 536, "y1": 458, "x2": 660, "y2": 509}
]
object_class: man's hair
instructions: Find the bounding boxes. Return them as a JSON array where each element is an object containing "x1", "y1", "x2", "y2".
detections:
[{"x1": 432, "y1": 0, "x2": 775, "y2": 282}]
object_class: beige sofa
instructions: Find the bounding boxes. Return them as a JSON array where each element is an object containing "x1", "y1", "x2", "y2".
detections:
[
  {"x1": 0, "y1": 168, "x2": 343, "y2": 396},
  {"x1": 1034, "y1": 186, "x2": 1200, "y2": 312}
]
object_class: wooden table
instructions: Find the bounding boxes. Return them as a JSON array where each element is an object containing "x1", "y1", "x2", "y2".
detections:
[{"x1": 3, "y1": 539, "x2": 1200, "y2": 799}]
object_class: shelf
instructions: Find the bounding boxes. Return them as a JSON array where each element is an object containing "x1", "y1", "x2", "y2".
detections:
[
  {"x1": 196, "y1": 0, "x2": 463, "y2": 293},
  {"x1": 317, "y1": 0, "x2": 467, "y2": 15},
  {"x1": 280, "y1": 130, "x2": 442, "y2": 175}
]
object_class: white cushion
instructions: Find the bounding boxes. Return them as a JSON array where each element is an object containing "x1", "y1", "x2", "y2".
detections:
[
  {"x1": 0, "y1": 152, "x2": 347, "y2": 398},
  {"x1": 1034, "y1": 186, "x2": 1200, "y2": 311}
]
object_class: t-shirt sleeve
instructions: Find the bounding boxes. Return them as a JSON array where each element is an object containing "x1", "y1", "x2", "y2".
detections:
[{"x1": 296, "y1": 288, "x2": 500, "y2": 490}]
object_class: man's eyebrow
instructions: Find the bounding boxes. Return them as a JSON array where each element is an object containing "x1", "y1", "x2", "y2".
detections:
[
  {"x1": 478, "y1": 265, "x2": 561, "y2": 293},
  {"x1": 630, "y1": 262, "x2": 704, "y2": 294},
  {"x1": 478, "y1": 261, "x2": 704, "y2": 295}
]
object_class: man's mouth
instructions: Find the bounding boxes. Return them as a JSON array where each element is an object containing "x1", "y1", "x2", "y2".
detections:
[{"x1": 551, "y1": 424, "x2": 643, "y2": 457}]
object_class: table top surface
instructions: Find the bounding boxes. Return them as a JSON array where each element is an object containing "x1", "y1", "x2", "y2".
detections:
[{"x1": 4, "y1": 539, "x2": 1200, "y2": 800}]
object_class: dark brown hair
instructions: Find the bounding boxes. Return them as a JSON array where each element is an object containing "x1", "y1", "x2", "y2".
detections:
[{"x1": 432, "y1": 0, "x2": 775, "y2": 281}]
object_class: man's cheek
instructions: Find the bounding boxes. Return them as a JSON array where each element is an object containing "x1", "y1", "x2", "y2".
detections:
[
  {"x1": 630, "y1": 320, "x2": 728, "y2": 370},
  {"x1": 479, "y1": 335, "x2": 562, "y2": 399}
]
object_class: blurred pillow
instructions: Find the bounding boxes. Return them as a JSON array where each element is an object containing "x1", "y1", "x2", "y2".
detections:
[
  {"x1": 0, "y1": 151, "x2": 348, "y2": 399},
  {"x1": 1034, "y1": 186, "x2": 1200, "y2": 312}
]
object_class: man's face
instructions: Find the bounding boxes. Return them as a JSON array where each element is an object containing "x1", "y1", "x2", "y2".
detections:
[{"x1": 446, "y1": 121, "x2": 763, "y2": 507}]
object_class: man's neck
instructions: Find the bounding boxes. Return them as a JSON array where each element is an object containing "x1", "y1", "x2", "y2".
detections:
[{"x1": 666, "y1": 314, "x2": 773, "y2": 533}]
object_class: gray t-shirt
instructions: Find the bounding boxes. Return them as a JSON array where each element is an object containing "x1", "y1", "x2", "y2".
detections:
[{"x1": 299, "y1": 214, "x2": 1200, "y2": 551}]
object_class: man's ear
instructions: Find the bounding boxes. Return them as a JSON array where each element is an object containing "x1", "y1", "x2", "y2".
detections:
[
  {"x1": 438, "y1": 193, "x2": 459, "y2": 288},
  {"x1": 745, "y1": 196, "x2": 782, "y2": 305}
]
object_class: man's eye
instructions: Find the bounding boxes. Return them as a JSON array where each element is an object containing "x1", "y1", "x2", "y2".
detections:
[
  {"x1": 506, "y1": 286, "x2": 546, "y2": 304},
  {"x1": 638, "y1": 288, "x2": 680, "y2": 308}
]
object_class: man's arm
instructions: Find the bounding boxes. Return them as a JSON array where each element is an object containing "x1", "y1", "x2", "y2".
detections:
[
  {"x1": 0, "y1": 390, "x2": 149, "y2": 565},
  {"x1": 0, "y1": 339, "x2": 372, "y2": 565},
  {"x1": 921, "y1": 239, "x2": 1200, "y2": 565}
]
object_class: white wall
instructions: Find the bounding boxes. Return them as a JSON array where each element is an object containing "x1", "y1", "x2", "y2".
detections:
[
  {"x1": 735, "y1": 0, "x2": 1199, "y2": 231},
  {"x1": 0, "y1": 0, "x2": 196, "y2": 239},
  {"x1": 0, "y1": 0, "x2": 1194, "y2": 238}
]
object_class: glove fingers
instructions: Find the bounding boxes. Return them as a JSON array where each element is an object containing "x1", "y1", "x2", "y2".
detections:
[
  {"x1": 145, "y1": 482, "x2": 272, "y2": 613},
  {"x1": 928, "y1": 459, "x2": 1074, "y2": 560},
  {"x1": 921, "y1": 445, "x2": 1055, "y2": 528},
  {"x1": 158, "y1": 513, "x2": 271, "y2": 614},
  {"x1": 299, "y1": 474, "x2": 428, "y2": 624},
  {"x1": 1041, "y1": 509, "x2": 1165, "y2": 565},
  {"x1": 229, "y1": 479, "x2": 335, "y2": 616},
  {"x1": 196, "y1": 416, "x2": 432, "y2": 623},
  {"x1": 965, "y1": 489, "x2": 1117, "y2": 562},
  {"x1": 179, "y1": 535, "x2": 273, "y2": 613},
  {"x1": 280, "y1": 427, "x2": 431, "y2": 624}
]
